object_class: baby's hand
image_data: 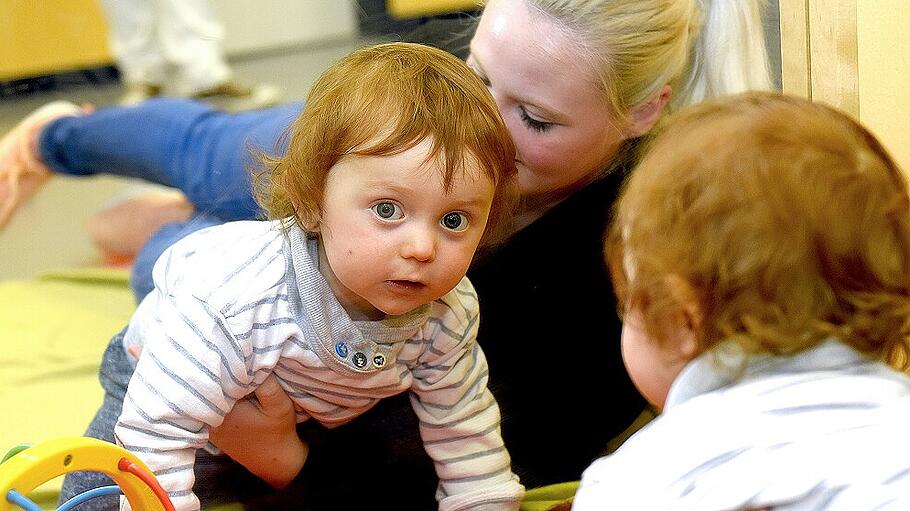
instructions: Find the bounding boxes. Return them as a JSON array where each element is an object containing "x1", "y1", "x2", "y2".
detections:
[{"x1": 210, "y1": 374, "x2": 308, "y2": 488}]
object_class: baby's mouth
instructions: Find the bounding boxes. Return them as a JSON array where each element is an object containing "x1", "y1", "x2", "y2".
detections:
[{"x1": 386, "y1": 280, "x2": 427, "y2": 291}]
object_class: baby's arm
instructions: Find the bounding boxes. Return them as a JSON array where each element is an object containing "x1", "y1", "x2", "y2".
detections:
[
  {"x1": 127, "y1": 342, "x2": 306, "y2": 489},
  {"x1": 116, "y1": 292, "x2": 256, "y2": 511},
  {"x1": 412, "y1": 344, "x2": 523, "y2": 511},
  {"x1": 411, "y1": 283, "x2": 524, "y2": 511}
]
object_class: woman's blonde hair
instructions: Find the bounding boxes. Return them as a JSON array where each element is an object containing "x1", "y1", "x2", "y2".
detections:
[
  {"x1": 608, "y1": 92, "x2": 910, "y2": 370},
  {"x1": 527, "y1": 0, "x2": 771, "y2": 122},
  {"x1": 254, "y1": 42, "x2": 518, "y2": 244}
]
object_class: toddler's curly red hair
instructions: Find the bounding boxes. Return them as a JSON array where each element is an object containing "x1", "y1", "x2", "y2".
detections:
[{"x1": 608, "y1": 92, "x2": 910, "y2": 369}]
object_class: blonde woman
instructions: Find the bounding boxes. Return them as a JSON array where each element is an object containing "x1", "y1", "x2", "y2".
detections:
[{"x1": 1, "y1": 0, "x2": 771, "y2": 507}]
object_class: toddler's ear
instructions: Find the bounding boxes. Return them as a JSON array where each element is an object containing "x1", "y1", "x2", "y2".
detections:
[
  {"x1": 664, "y1": 274, "x2": 701, "y2": 359},
  {"x1": 300, "y1": 215, "x2": 320, "y2": 233},
  {"x1": 625, "y1": 85, "x2": 672, "y2": 139},
  {"x1": 293, "y1": 202, "x2": 320, "y2": 232}
]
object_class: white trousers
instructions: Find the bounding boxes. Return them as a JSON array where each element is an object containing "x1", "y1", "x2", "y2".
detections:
[{"x1": 100, "y1": 0, "x2": 231, "y2": 95}]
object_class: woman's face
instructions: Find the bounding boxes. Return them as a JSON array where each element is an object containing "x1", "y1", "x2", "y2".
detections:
[{"x1": 468, "y1": 0, "x2": 627, "y2": 201}]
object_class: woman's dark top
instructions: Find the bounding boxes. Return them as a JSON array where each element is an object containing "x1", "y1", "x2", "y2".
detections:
[{"x1": 472, "y1": 160, "x2": 646, "y2": 486}]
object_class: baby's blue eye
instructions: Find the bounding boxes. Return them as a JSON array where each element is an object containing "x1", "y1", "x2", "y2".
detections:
[
  {"x1": 372, "y1": 202, "x2": 403, "y2": 220},
  {"x1": 441, "y1": 212, "x2": 468, "y2": 232}
]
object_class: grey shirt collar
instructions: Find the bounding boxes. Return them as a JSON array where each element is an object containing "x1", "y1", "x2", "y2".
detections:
[{"x1": 284, "y1": 224, "x2": 430, "y2": 374}]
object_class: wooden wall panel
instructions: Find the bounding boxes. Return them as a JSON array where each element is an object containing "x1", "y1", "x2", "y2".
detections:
[
  {"x1": 387, "y1": 0, "x2": 480, "y2": 18},
  {"x1": 779, "y1": 0, "x2": 810, "y2": 98},
  {"x1": 807, "y1": 0, "x2": 859, "y2": 116},
  {"x1": 779, "y1": 0, "x2": 859, "y2": 117},
  {"x1": 856, "y1": 2, "x2": 910, "y2": 171}
]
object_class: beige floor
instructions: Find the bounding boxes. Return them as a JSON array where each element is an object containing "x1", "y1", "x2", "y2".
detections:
[{"x1": 0, "y1": 38, "x2": 371, "y2": 280}]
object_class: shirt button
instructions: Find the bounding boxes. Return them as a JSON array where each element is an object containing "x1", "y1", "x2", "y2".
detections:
[{"x1": 335, "y1": 342, "x2": 349, "y2": 358}]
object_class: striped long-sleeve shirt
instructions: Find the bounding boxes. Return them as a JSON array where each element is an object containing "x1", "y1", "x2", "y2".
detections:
[
  {"x1": 115, "y1": 220, "x2": 523, "y2": 511},
  {"x1": 573, "y1": 340, "x2": 910, "y2": 510}
]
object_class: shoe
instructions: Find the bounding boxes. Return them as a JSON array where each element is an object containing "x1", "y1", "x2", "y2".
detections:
[
  {"x1": 191, "y1": 79, "x2": 282, "y2": 112},
  {"x1": 0, "y1": 101, "x2": 83, "y2": 229},
  {"x1": 119, "y1": 82, "x2": 163, "y2": 106}
]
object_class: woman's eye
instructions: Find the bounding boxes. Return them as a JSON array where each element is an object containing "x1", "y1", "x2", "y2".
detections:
[
  {"x1": 441, "y1": 212, "x2": 469, "y2": 232},
  {"x1": 372, "y1": 202, "x2": 403, "y2": 220},
  {"x1": 475, "y1": 71, "x2": 491, "y2": 88},
  {"x1": 520, "y1": 106, "x2": 553, "y2": 133},
  {"x1": 466, "y1": 57, "x2": 490, "y2": 87}
]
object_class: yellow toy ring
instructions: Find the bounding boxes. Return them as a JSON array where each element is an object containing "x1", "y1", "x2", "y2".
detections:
[{"x1": 0, "y1": 437, "x2": 174, "y2": 511}]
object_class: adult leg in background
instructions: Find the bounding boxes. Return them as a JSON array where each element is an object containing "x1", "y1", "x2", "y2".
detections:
[{"x1": 38, "y1": 98, "x2": 303, "y2": 220}]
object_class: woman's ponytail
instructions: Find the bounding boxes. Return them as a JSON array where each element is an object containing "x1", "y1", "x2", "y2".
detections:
[{"x1": 673, "y1": 0, "x2": 772, "y2": 110}]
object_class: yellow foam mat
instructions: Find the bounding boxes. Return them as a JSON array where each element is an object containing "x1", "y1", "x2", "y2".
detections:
[
  {"x1": 0, "y1": 269, "x2": 134, "y2": 450},
  {"x1": 520, "y1": 481, "x2": 578, "y2": 510}
]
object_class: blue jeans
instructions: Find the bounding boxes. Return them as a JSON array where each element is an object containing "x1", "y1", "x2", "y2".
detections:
[{"x1": 39, "y1": 98, "x2": 303, "y2": 301}]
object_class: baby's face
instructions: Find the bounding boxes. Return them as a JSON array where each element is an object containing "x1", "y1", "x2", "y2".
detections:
[
  {"x1": 621, "y1": 308, "x2": 697, "y2": 409},
  {"x1": 314, "y1": 138, "x2": 495, "y2": 320}
]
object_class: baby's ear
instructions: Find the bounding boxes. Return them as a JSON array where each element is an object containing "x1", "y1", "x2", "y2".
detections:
[
  {"x1": 664, "y1": 274, "x2": 702, "y2": 358},
  {"x1": 299, "y1": 214, "x2": 321, "y2": 233},
  {"x1": 293, "y1": 202, "x2": 321, "y2": 232}
]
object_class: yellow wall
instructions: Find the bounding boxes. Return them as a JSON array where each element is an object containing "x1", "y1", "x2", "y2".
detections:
[
  {"x1": 0, "y1": 0, "x2": 357, "y2": 82},
  {"x1": 0, "y1": 0, "x2": 112, "y2": 80},
  {"x1": 857, "y1": 2, "x2": 910, "y2": 171},
  {"x1": 387, "y1": 0, "x2": 480, "y2": 18}
]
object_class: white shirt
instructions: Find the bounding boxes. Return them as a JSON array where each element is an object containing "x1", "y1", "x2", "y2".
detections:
[
  {"x1": 116, "y1": 220, "x2": 523, "y2": 511},
  {"x1": 573, "y1": 340, "x2": 910, "y2": 510}
]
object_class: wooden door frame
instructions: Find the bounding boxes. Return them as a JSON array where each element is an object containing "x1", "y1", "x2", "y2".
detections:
[{"x1": 779, "y1": 0, "x2": 859, "y2": 116}]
